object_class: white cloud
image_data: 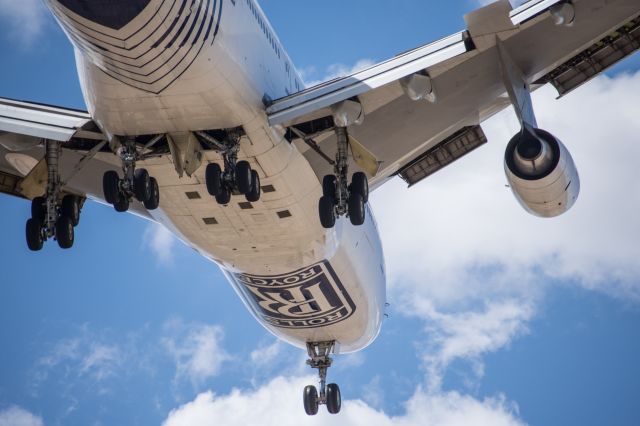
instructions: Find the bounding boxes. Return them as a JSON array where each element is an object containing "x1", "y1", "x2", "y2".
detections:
[
  {"x1": 144, "y1": 223, "x2": 177, "y2": 265},
  {"x1": 249, "y1": 340, "x2": 283, "y2": 367},
  {"x1": 419, "y1": 300, "x2": 533, "y2": 391},
  {"x1": 302, "y1": 59, "x2": 376, "y2": 87},
  {"x1": 372, "y1": 71, "x2": 640, "y2": 309},
  {"x1": 37, "y1": 333, "x2": 123, "y2": 383},
  {"x1": 367, "y1": 70, "x2": 640, "y2": 394},
  {"x1": 162, "y1": 319, "x2": 231, "y2": 388},
  {"x1": 0, "y1": 406, "x2": 43, "y2": 426},
  {"x1": 162, "y1": 376, "x2": 524, "y2": 426},
  {"x1": 0, "y1": 0, "x2": 48, "y2": 46}
]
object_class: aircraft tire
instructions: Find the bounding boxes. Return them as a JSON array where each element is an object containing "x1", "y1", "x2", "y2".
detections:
[
  {"x1": 348, "y1": 193, "x2": 365, "y2": 226},
  {"x1": 113, "y1": 194, "x2": 130, "y2": 212},
  {"x1": 26, "y1": 218, "x2": 44, "y2": 251},
  {"x1": 62, "y1": 194, "x2": 81, "y2": 226},
  {"x1": 205, "y1": 163, "x2": 223, "y2": 196},
  {"x1": 133, "y1": 168, "x2": 151, "y2": 202},
  {"x1": 215, "y1": 187, "x2": 231, "y2": 205},
  {"x1": 303, "y1": 385, "x2": 319, "y2": 416},
  {"x1": 103, "y1": 171, "x2": 120, "y2": 205},
  {"x1": 31, "y1": 196, "x2": 46, "y2": 223},
  {"x1": 351, "y1": 172, "x2": 369, "y2": 203},
  {"x1": 319, "y1": 196, "x2": 336, "y2": 229},
  {"x1": 56, "y1": 215, "x2": 74, "y2": 249},
  {"x1": 236, "y1": 161, "x2": 252, "y2": 194},
  {"x1": 144, "y1": 177, "x2": 160, "y2": 210},
  {"x1": 326, "y1": 383, "x2": 341, "y2": 414},
  {"x1": 322, "y1": 175, "x2": 337, "y2": 198},
  {"x1": 246, "y1": 170, "x2": 261, "y2": 202}
]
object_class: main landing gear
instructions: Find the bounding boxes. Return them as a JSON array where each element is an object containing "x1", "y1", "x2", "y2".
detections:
[
  {"x1": 319, "y1": 127, "x2": 369, "y2": 229},
  {"x1": 26, "y1": 140, "x2": 82, "y2": 251},
  {"x1": 303, "y1": 341, "x2": 341, "y2": 416},
  {"x1": 102, "y1": 138, "x2": 160, "y2": 213},
  {"x1": 202, "y1": 133, "x2": 261, "y2": 205}
]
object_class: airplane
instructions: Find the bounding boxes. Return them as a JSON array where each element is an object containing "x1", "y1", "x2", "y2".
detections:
[{"x1": 0, "y1": 0, "x2": 638, "y2": 416}]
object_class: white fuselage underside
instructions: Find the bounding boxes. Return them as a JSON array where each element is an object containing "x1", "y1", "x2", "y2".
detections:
[{"x1": 45, "y1": 0, "x2": 386, "y2": 353}]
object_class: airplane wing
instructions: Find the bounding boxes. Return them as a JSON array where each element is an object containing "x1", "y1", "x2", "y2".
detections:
[
  {"x1": 0, "y1": 97, "x2": 151, "y2": 217},
  {"x1": 266, "y1": 0, "x2": 640, "y2": 190}
]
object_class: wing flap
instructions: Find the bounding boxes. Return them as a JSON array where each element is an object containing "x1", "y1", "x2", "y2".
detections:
[{"x1": 0, "y1": 97, "x2": 94, "y2": 142}]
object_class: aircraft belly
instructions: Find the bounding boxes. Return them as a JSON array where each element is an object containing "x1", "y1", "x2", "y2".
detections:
[
  {"x1": 222, "y1": 212, "x2": 386, "y2": 354},
  {"x1": 143, "y1": 134, "x2": 385, "y2": 353}
]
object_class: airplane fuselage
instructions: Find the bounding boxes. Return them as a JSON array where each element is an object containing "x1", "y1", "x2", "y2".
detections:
[{"x1": 45, "y1": 0, "x2": 387, "y2": 353}]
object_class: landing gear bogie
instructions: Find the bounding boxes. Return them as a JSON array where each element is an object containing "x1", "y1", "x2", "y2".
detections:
[
  {"x1": 103, "y1": 166, "x2": 160, "y2": 213},
  {"x1": 205, "y1": 160, "x2": 262, "y2": 205},
  {"x1": 318, "y1": 127, "x2": 370, "y2": 229},
  {"x1": 25, "y1": 140, "x2": 85, "y2": 251}
]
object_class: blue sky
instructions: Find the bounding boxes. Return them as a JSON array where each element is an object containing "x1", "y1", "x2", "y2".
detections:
[{"x1": 1, "y1": 1, "x2": 640, "y2": 425}]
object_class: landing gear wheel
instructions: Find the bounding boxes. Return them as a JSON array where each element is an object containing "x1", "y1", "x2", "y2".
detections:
[
  {"x1": 205, "y1": 163, "x2": 223, "y2": 196},
  {"x1": 245, "y1": 170, "x2": 261, "y2": 202},
  {"x1": 56, "y1": 215, "x2": 74, "y2": 249},
  {"x1": 319, "y1": 196, "x2": 336, "y2": 229},
  {"x1": 235, "y1": 160, "x2": 252, "y2": 194},
  {"x1": 113, "y1": 195, "x2": 130, "y2": 213},
  {"x1": 26, "y1": 218, "x2": 44, "y2": 252},
  {"x1": 62, "y1": 195, "x2": 81, "y2": 226},
  {"x1": 134, "y1": 168, "x2": 151, "y2": 202},
  {"x1": 326, "y1": 383, "x2": 342, "y2": 414},
  {"x1": 303, "y1": 385, "x2": 319, "y2": 416},
  {"x1": 215, "y1": 187, "x2": 231, "y2": 205},
  {"x1": 144, "y1": 177, "x2": 160, "y2": 210},
  {"x1": 348, "y1": 193, "x2": 365, "y2": 226},
  {"x1": 31, "y1": 196, "x2": 46, "y2": 223},
  {"x1": 351, "y1": 172, "x2": 369, "y2": 203},
  {"x1": 322, "y1": 175, "x2": 337, "y2": 198},
  {"x1": 103, "y1": 171, "x2": 120, "y2": 205}
]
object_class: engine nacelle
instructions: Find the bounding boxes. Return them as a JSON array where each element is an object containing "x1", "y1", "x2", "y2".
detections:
[{"x1": 504, "y1": 128, "x2": 580, "y2": 218}]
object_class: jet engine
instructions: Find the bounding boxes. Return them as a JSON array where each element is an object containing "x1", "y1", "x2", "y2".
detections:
[{"x1": 504, "y1": 128, "x2": 580, "y2": 218}]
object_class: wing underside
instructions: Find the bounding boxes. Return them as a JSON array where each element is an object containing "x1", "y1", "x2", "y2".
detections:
[
  {"x1": 267, "y1": 0, "x2": 640, "y2": 190},
  {"x1": 0, "y1": 97, "x2": 153, "y2": 217}
]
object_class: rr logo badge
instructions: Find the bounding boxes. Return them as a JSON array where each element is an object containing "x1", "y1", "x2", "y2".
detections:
[{"x1": 234, "y1": 262, "x2": 356, "y2": 329}]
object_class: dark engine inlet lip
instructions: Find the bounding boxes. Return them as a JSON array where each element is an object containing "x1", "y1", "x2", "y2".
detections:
[{"x1": 505, "y1": 128, "x2": 561, "y2": 181}]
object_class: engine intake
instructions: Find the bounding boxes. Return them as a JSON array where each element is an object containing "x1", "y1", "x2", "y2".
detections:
[{"x1": 504, "y1": 128, "x2": 580, "y2": 217}]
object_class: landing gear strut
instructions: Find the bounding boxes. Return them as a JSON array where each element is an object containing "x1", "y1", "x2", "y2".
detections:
[
  {"x1": 303, "y1": 341, "x2": 341, "y2": 416},
  {"x1": 102, "y1": 138, "x2": 160, "y2": 212},
  {"x1": 319, "y1": 127, "x2": 369, "y2": 228},
  {"x1": 201, "y1": 132, "x2": 261, "y2": 205},
  {"x1": 26, "y1": 140, "x2": 82, "y2": 251}
]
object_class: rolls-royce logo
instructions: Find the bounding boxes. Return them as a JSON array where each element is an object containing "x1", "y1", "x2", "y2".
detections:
[{"x1": 234, "y1": 262, "x2": 356, "y2": 329}]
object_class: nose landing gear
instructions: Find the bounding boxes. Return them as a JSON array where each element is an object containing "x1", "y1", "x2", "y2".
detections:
[
  {"x1": 102, "y1": 138, "x2": 160, "y2": 213},
  {"x1": 303, "y1": 341, "x2": 342, "y2": 416}
]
